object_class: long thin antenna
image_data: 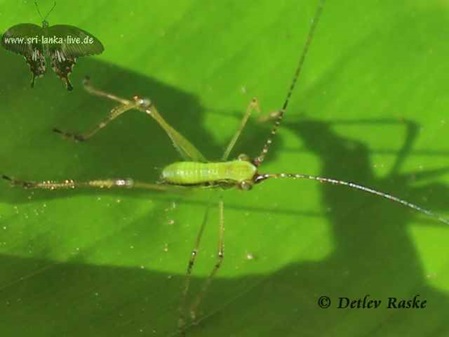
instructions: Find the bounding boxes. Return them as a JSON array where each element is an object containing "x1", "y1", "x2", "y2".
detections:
[
  {"x1": 255, "y1": 0, "x2": 325, "y2": 166},
  {"x1": 282, "y1": 0, "x2": 325, "y2": 112},
  {"x1": 34, "y1": 1, "x2": 56, "y2": 21},
  {"x1": 256, "y1": 173, "x2": 449, "y2": 225}
]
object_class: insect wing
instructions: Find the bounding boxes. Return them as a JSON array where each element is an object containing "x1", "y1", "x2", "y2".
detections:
[
  {"x1": 1, "y1": 23, "x2": 46, "y2": 87},
  {"x1": 47, "y1": 24, "x2": 104, "y2": 56},
  {"x1": 46, "y1": 24, "x2": 104, "y2": 91},
  {"x1": 2, "y1": 23, "x2": 41, "y2": 55}
]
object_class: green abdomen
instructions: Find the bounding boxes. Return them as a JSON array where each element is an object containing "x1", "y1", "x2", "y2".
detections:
[{"x1": 161, "y1": 160, "x2": 256, "y2": 186}]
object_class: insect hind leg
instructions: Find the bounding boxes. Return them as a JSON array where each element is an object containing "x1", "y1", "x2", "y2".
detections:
[
  {"x1": 53, "y1": 77, "x2": 146, "y2": 142},
  {"x1": 53, "y1": 100, "x2": 142, "y2": 142},
  {"x1": 2, "y1": 175, "x2": 169, "y2": 191},
  {"x1": 83, "y1": 76, "x2": 132, "y2": 105}
]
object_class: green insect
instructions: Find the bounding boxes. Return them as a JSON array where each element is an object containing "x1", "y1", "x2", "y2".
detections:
[
  {"x1": 1, "y1": 1, "x2": 104, "y2": 90},
  {"x1": 3, "y1": 0, "x2": 448, "y2": 334}
]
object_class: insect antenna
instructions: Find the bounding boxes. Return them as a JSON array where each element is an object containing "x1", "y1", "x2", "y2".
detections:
[
  {"x1": 34, "y1": 1, "x2": 56, "y2": 22},
  {"x1": 254, "y1": 0, "x2": 325, "y2": 167},
  {"x1": 255, "y1": 173, "x2": 449, "y2": 225}
]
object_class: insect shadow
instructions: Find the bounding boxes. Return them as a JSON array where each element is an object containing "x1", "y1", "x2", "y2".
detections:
[
  {"x1": 1, "y1": 116, "x2": 449, "y2": 337},
  {"x1": 0, "y1": 52, "x2": 222, "y2": 204},
  {"x1": 225, "y1": 117, "x2": 449, "y2": 334},
  {"x1": 2, "y1": 8, "x2": 449, "y2": 335},
  {"x1": 182, "y1": 117, "x2": 449, "y2": 336},
  {"x1": 0, "y1": 55, "x2": 223, "y2": 336}
]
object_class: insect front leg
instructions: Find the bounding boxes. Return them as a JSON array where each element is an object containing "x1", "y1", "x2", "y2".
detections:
[{"x1": 222, "y1": 97, "x2": 261, "y2": 161}]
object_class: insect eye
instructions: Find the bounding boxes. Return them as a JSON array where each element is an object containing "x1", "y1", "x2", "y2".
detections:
[
  {"x1": 239, "y1": 181, "x2": 253, "y2": 191},
  {"x1": 237, "y1": 154, "x2": 250, "y2": 162}
]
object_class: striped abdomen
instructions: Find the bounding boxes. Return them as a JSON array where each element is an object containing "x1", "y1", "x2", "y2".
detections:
[{"x1": 160, "y1": 160, "x2": 257, "y2": 187}]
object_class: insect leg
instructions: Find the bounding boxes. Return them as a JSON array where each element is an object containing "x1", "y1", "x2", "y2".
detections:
[
  {"x1": 178, "y1": 201, "x2": 211, "y2": 333},
  {"x1": 82, "y1": 77, "x2": 207, "y2": 162},
  {"x1": 189, "y1": 197, "x2": 224, "y2": 321},
  {"x1": 83, "y1": 77, "x2": 132, "y2": 105},
  {"x1": 221, "y1": 98, "x2": 261, "y2": 161},
  {"x1": 2, "y1": 175, "x2": 170, "y2": 191},
  {"x1": 53, "y1": 98, "x2": 142, "y2": 142}
]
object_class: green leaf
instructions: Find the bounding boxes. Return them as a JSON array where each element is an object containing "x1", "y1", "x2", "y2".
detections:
[{"x1": 1, "y1": 0, "x2": 449, "y2": 336}]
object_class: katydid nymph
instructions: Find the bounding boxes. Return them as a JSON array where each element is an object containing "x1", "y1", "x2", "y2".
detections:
[{"x1": 3, "y1": 0, "x2": 449, "y2": 334}]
